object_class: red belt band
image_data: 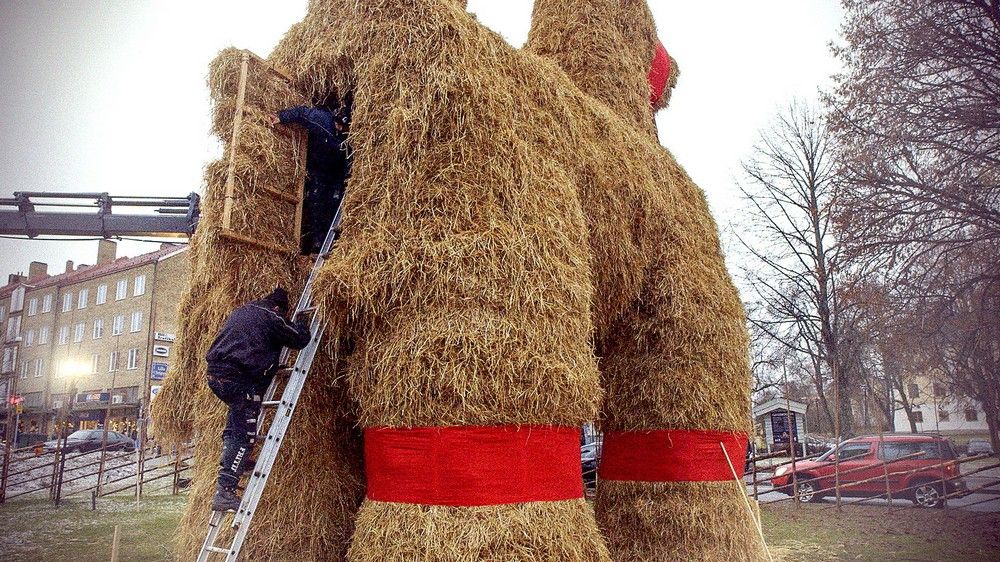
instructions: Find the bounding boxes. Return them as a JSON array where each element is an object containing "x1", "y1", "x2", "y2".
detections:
[
  {"x1": 599, "y1": 429, "x2": 749, "y2": 482},
  {"x1": 364, "y1": 425, "x2": 584, "y2": 506}
]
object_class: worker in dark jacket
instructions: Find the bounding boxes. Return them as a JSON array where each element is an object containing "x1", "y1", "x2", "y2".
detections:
[
  {"x1": 206, "y1": 287, "x2": 311, "y2": 512},
  {"x1": 273, "y1": 104, "x2": 351, "y2": 254}
]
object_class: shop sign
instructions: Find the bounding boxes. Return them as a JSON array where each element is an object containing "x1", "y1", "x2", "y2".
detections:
[{"x1": 150, "y1": 362, "x2": 168, "y2": 381}]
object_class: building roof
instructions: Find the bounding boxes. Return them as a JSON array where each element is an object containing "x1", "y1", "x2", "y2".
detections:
[
  {"x1": 13, "y1": 244, "x2": 188, "y2": 294},
  {"x1": 753, "y1": 397, "x2": 808, "y2": 417},
  {"x1": 0, "y1": 281, "x2": 17, "y2": 300}
]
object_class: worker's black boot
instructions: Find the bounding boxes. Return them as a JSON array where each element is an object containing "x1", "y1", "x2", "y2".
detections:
[{"x1": 211, "y1": 484, "x2": 241, "y2": 513}]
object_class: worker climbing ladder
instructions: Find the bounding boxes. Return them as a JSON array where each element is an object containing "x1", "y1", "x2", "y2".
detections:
[{"x1": 195, "y1": 201, "x2": 344, "y2": 562}]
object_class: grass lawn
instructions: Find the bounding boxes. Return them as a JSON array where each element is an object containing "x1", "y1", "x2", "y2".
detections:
[
  {"x1": 2, "y1": 495, "x2": 999, "y2": 561},
  {"x1": 763, "y1": 502, "x2": 1000, "y2": 561},
  {"x1": 0, "y1": 495, "x2": 186, "y2": 562}
]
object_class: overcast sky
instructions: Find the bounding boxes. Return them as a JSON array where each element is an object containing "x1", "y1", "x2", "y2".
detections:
[{"x1": 0, "y1": 0, "x2": 843, "y2": 281}]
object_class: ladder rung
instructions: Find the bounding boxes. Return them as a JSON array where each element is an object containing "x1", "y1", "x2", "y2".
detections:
[{"x1": 206, "y1": 546, "x2": 231, "y2": 554}]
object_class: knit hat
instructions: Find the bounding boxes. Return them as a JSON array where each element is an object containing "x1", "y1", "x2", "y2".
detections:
[{"x1": 265, "y1": 287, "x2": 290, "y2": 312}]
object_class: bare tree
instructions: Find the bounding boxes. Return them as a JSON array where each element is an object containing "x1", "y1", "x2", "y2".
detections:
[
  {"x1": 829, "y1": 0, "x2": 1000, "y2": 286},
  {"x1": 829, "y1": 0, "x2": 1000, "y2": 446},
  {"x1": 738, "y1": 102, "x2": 859, "y2": 436},
  {"x1": 919, "y1": 256, "x2": 1000, "y2": 451}
]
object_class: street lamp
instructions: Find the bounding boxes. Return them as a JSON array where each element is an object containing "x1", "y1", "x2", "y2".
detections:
[
  {"x1": 57, "y1": 359, "x2": 88, "y2": 426},
  {"x1": 52, "y1": 359, "x2": 88, "y2": 507}
]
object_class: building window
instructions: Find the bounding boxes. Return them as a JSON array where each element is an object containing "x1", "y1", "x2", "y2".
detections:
[
  {"x1": 78, "y1": 288, "x2": 89, "y2": 309},
  {"x1": 1, "y1": 347, "x2": 14, "y2": 374},
  {"x1": 42, "y1": 294, "x2": 52, "y2": 313},
  {"x1": 933, "y1": 383, "x2": 946, "y2": 398},
  {"x1": 134, "y1": 275, "x2": 146, "y2": 297},
  {"x1": 109, "y1": 351, "x2": 119, "y2": 372},
  {"x1": 73, "y1": 322, "x2": 85, "y2": 343},
  {"x1": 34, "y1": 358, "x2": 44, "y2": 378},
  {"x1": 25, "y1": 329, "x2": 34, "y2": 347},
  {"x1": 10, "y1": 287, "x2": 24, "y2": 312},
  {"x1": 127, "y1": 348, "x2": 139, "y2": 370},
  {"x1": 93, "y1": 318, "x2": 104, "y2": 339},
  {"x1": 130, "y1": 311, "x2": 143, "y2": 333},
  {"x1": 966, "y1": 409, "x2": 979, "y2": 422},
  {"x1": 58, "y1": 325, "x2": 69, "y2": 345},
  {"x1": 62, "y1": 292, "x2": 73, "y2": 312},
  {"x1": 38, "y1": 326, "x2": 50, "y2": 345},
  {"x1": 908, "y1": 383, "x2": 920, "y2": 398},
  {"x1": 0, "y1": 305, "x2": 4, "y2": 324},
  {"x1": 91, "y1": 354, "x2": 100, "y2": 374},
  {"x1": 96, "y1": 284, "x2": 107, "y2": 305},
  {"x1": 27, "y1": 298, "x2": 37, "y2": 316},
  {"x1": 112, "y1": 315, "x2": 125, "y2": 336},
  {"x1": 6, "y1": 316, "x2": 22, "y2": 341},
  {"x1": 20, "y1": 360, "x2": 29, "y2": 379},
  {"x1": 116, "y1": 279, "x2": 128, "y2": 301},
  {"x1": 938, "y1": 409, "x2": 950, "y2": 422},
  {"x1": 913, "y1": 410, "x2": 924, "y2": 423}
]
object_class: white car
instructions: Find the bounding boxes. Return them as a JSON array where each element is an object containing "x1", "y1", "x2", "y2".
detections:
[{"x1": 967, "y1": 438, "x2": 994, "y2": 456}]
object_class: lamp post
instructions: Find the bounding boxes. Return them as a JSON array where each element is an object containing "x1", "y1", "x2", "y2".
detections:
[
  {"x1": 96, "y1": 366, "x2": 118, "y2": 497},
  {"x1": 0, "y1": 371, "x2": 18, "y2": 504},
  {"x1": 53, "y1": 359, "x2": 88, "y2": 506}
]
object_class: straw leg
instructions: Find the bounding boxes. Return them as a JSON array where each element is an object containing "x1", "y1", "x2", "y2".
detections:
[
  {"x1": 593, "y1": 225, "x2": 765, "y2": 560},
  {"x1": 347, "y1": 499, "x2": 610, "y2": 562},
  {"x1": 597, "y1": 481, "x2": 768, "y2": 562}
]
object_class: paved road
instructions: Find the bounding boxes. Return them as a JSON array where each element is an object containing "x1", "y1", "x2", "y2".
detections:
[{"x1": 747, "y1": 459, "x2": 1000, "y2": 513}]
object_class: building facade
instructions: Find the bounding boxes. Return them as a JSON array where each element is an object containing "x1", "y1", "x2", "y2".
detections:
[
  {"x1": 892, "y1": 374, "x2": 990, "y2": 437},
  {"x1": 0, "y1": 241, "x2": 190, "y2": 441}
]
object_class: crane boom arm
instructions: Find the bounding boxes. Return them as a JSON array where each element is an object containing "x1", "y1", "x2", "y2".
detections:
[{"x1": 0, "y1": 191, "x2": 200, "y2": 239}]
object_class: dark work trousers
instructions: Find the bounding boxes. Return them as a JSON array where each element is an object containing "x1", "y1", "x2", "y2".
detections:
[
  {"x1": 208, "y1": 376, "x2": 266, "y2": 489},
  {"x1": 301, "y1": 177, "x2": 345, "y2": 254}
]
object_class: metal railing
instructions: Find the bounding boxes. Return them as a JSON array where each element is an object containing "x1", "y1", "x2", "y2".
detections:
[{"x1": 0, "y1": 440, "x2": 193, "y2": 507}]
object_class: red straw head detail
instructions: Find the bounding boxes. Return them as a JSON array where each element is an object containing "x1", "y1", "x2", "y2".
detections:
[{"x1": 648, "y1": 41, "x2": 672, "y2": 106}]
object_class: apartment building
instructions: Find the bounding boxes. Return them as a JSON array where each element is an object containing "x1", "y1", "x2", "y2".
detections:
[
  {"x1": 892, "y1": 373, "x2": 990, "y2": 436},
  {"x1": 1, "y1": 241, "x2": 189, "y2": 440}
]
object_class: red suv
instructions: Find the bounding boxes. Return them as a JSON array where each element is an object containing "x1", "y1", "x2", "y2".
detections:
[{"x1": 770, "y1": 434, "x2": 967, "y2": 508}]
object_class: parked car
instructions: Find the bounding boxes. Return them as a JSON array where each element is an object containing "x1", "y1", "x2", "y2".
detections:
[
  {"x1": 966, "y1": 438, "x2": 995, "y2": 457},
  {"x1": 770, "y1": 434, "x2": 966, "y2": 508},
  {"x1": 581, "y1": 440, "x2": 600, "y2": 488},
  {"x1": 43, "y1": 430, "x2": 136, "y2": 453}
]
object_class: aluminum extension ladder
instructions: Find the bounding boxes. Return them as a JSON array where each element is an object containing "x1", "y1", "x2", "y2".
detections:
[{"x1": 196, "y1": 203, "x2": 344, "y2": 562}]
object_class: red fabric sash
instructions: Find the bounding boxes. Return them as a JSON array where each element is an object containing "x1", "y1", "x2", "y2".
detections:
[
  {"x1": 599, "y1": 429, "x2": 749, "y2": 482},
  {"x1": 648, "y1": 40, "x2": 672, "y2": 104},
  {"x1": 364, "y1": 425, "x2": 584, "y2": 506}
]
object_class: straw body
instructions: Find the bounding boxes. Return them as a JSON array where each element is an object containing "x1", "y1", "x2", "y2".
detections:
[{"x1": 527, "y1": 2, "x2": 765, "y2": 560}]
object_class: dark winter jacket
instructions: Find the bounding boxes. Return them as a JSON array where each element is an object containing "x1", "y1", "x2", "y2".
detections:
[
  {"x1": 277, "y1": 106, "x2": 349, "y2": 187},
  {"x1": 205, "y1": 300, "x2": 312, "y2": 385}
]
